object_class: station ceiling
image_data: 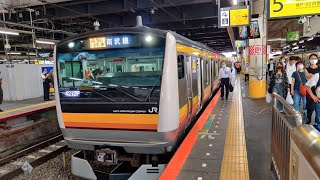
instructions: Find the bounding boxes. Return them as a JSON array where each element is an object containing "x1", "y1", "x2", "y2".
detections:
[{"x1": 0, "y1": 0, "x2": 236, "y2": 52}]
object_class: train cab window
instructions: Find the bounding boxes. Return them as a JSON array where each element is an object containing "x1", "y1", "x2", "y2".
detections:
[{"x1": 177, "y1": 55, "x2": 185, "y2": 79}]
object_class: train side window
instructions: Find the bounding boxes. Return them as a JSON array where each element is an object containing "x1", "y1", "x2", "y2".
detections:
[
  {"x1": 206, "y1": 61, "x2": 209, "y2": 84},
  {"x1": 177, "y1": 55, "x2": 185, "y2": 79}
]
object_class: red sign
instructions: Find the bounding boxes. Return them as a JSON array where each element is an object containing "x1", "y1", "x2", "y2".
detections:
[{"x1": 249, "y1": 45, "x2": 267, "y2": 55}]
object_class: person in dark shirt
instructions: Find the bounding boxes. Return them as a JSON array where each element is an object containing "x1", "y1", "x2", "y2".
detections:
[
  {"x1": 305, "y1": 54, "x2": 320, "y2": 124},
  {"x1": 291, "y1": 61, "x2": 307, "y2": 119}
]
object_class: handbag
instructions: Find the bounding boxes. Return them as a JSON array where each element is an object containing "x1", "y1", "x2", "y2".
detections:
[
  {"x1": 229, "y1": 83, "x2": 234, "y2": 92},
  {"x1": 266, "y1": 92, "x2": 272, "y2": 103},
  {"x1": 296, "y1": 71, "x2": 307, "y2": 96}
]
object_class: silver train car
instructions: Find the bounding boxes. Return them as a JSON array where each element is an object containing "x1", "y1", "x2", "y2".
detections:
[{"x1": 53, "y1": 27, "x2": 222, "y2": 177}]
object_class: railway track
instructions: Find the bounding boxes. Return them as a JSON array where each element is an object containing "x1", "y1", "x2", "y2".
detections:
[{"x1": 0, "y1": 134, "x2": 69, "y2": 180}]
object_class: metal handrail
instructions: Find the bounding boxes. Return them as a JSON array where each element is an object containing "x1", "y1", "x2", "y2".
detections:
[
  {"x1": 291, "y1": 125, "x2": 320, "y2": 178},
  {"x1": 271, "y1": 92, "x2": 302, "y2": 180}
]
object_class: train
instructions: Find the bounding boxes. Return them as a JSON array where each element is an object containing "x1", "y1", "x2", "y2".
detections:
[{"x1": 53, "y1": 26, "x2": 223, "y2": 178}]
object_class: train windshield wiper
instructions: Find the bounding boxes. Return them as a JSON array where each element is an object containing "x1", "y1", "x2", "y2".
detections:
[
  {"x1": 97, "y1": 85, "x2": 143, "y2": 102},
  {"x1": 144, "y1": 80, "x2": 159, "y2": 102},
  {"x1": 91, "y1": 89, "x2": 116, "y2": 102}
]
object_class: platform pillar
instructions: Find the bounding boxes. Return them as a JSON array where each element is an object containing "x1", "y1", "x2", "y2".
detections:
[{"x1": 248, "y1": 16, "x2": 268, "y2": 99}]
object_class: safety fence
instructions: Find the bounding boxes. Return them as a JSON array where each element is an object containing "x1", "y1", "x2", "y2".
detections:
[{"x1": 271, "y1": 92, "x2": 302, "y2": 180}]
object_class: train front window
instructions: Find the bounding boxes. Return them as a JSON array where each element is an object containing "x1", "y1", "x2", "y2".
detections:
[{"x1": 56, "y1": 34, "x2": 165, "y2": 102}]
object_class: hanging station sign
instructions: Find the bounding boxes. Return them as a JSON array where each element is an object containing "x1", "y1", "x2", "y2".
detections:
[
  {"x1": 268, "y1": 0, "x2": 320, "y2": 19},
  {"x1": 219, "y1": 6, "x2": 250, "y2": 28}
]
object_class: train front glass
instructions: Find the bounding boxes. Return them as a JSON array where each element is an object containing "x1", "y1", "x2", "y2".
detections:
[{"x1": 56, "y1": 34, "x2": 165, "y2": 110}]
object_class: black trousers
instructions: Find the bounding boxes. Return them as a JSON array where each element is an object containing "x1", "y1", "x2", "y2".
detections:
[
  {"x1": 221, "y1": 78, "x2": 230, "y2": 99},
  {"x1": 43, "y1": 82, "x2": 50, "y2": 100},
  {"x1": 245, "y1": 74, "x2": 249, "y2": 82},
  {"x1": 306, "y1": 97, "x2": 316, "y2": 124}
]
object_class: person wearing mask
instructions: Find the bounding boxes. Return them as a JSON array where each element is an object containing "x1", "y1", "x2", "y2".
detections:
[
  {"x1": 269, "y1": 62, "x2": 290, "y2": 112},
  {"x1": 218, "y1": 61, "x2": 231, "y2": 100},
  {"x1": 286, "y1": 56, "x2": 297, "y2": 93},
  {"x1": 305, "y1": 54, "x2": 320, "y2": 124},
  {"x1": 305, "y1": 70, "x2": 320, "y2": 130},
  {"x1": 280, "y1": 56, "x2": 286, "y2": 69},
  {"x1": 291, "y1": 61, "x2": 307, "y2": 119},
  {"x1": 245, "y1": 63, "x2": 249, "y2": 82},
  {"x1": 268, "y1": 59, "x2": 275, "y2": 76},
  {"x1": 41, "y1": 68, "x2": 51, "y2": 101}
]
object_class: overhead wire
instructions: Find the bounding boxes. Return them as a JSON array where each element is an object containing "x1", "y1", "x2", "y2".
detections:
[
  {"x1": 148, "y1": 0, "x2": 190, "y2": 29},
  {"x1": 37, "y1": 0, "x2": 118, "y2": 28}
]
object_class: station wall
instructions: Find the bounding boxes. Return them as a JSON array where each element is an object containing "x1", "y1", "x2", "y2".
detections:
[{"x1": 0, "y1": 64, "x2": 53, "y2": 101}]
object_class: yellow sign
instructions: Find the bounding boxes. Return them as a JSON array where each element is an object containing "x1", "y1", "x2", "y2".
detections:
[
  {"x1": 230, "y1": 8, "x2": 249, "y2": 26},
  {"x1": 269, "y1": 0, "x2": 320, "y2": 19},
  {"x1": 89, "y1": 37, "x2": 106, "y2": 49}
]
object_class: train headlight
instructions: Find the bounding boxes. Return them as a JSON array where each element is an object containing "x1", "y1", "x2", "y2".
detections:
[
  {"x1": 68, "y1": 42, "x2": 75, "y2": 48},
  {"x1": 145, "y1": 35, "x2": 153, "y2": 42}
]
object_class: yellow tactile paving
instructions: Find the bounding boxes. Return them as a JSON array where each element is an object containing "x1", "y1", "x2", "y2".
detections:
[{"x1": 220, "y1": 77, "x2": 250, "y2": 180}]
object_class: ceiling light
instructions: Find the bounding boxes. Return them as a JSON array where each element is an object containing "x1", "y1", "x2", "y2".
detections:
[
  {"x1": 292, "y1": 42, "x2": 297, "y2": 46},
  {"x1": 36, "y1": 39, "x2": 58, "y2": 45},
  {"x1": 267, "y1": 38, "x2": 286, "y2": 42},
  {"x1": 8, "y1": 52, "x2": 21, "y2": 55},
  {"x1": 0, "y1": 30, "x2": 19, "y2": 36},
  {"x1": 292, "y1": 46, "x2": 299, "y2": 50},
  {"x1": 27, "y1": 52, "x2": 37, "y2": 56},
  {"x1": 307, "y1": 37, "x2": 314, "y2": 41},
  {"x1": 299, "y1": 40, "x2": 304, "y2": 43},
  {"x1": 233, "y1": 0, "x2": 237, "y2": 5}
]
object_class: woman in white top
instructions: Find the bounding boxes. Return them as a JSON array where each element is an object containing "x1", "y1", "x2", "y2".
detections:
[{"x1": 218, "y1": 61, "x2": 231, "y2": 100}]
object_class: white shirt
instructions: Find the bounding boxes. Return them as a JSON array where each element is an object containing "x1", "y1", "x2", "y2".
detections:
[
  {"x1": 245, "y1": 66, "x2": 249, "y2": 74},
  {"x1": 41, "y1": 73, "x2": 46, "y2": 82},
  {"x1": 305, "y1": 73, "x2": 319, "y2": 88},
  {"x1": 218, "y1": 67, "x2": 231, "y2": 79},
  {"x1": 269, "y1": 63, "x2": 274, "y2": 71},
  {"x1": 286, "y1": 63, "x2": 296, "y2": 84}
]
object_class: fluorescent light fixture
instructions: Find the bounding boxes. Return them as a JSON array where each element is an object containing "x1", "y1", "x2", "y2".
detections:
[
  {"x1": 292, "y1": 46, "x2": 299, "y2": 50},
  {"x1": 307, "y1": 37, "x2": 314, "y2": 41},
  {"x1": 233, "y1": 0, "x2": 237, "y2": 5},
  {"x1": 192, "y1": 52, "x2": 199, "y2": 55},
  {"x1": 36, "y1": 38, "x2": 59, "y2": 45},
  {"x1": 8, "y1": 52, "x2": 21, "y2": 55},
  {"x1": 222, "y1": 52, "x2": 236, "y2": 58},
  {"x1": 267, "y1": 38, "x2": 286, "y2": 42},
  {"x1": 292, "y1": 42, "x2": 297, "y2": 46},
  {"x1": 299, "y1": 40, "x2": 304, "y2": 43},
  {"x1": 27, "y1": 52, "x2": 37, "y2": 56},
  {"x1": 0, "y1": 30, "x2": 19, "y2": 36}
]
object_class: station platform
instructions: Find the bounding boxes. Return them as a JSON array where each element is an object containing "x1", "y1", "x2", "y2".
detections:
[
  {"x1": 159, "y1": 76, "x2": 275, "y2": 180},
  {"x1": 0, "y1": 97, "x2": 55, "y2": 122}
]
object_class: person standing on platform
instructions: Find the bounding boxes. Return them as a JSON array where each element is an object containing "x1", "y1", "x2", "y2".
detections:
[
  {"x1": 291, "y1": 61, "x2": 307, "y2": 119},
  {"x1": 41, "y1": 68, "x2": 51, "y2": 101},
  {"x1": 268, "y1": 59, "x2": 275, "y2": 76},
  {"x1": 305, "y1": 54, "x2": 320, "y2": 124},
  {"x1": 286, "y1": 56, "x2": 297, "y2": 94},
  {"x1": 231, "y1": 63, "x2": 236, "y2": 87},
  {"x1": 218, "y1": 61, "x2": 231, "y2": 101},
  {"x1": 235, "y1": 62, "x2": 241, "y2": 74},
  {"x1": 305, "y1": 69, "x2": 320, "y2": 130},
  {"x1": 245, "y1": 63, "x2": 249, "y2": 83},
  {"x1": 269, "y1": 62, "x2": 290, "y2": 112}
]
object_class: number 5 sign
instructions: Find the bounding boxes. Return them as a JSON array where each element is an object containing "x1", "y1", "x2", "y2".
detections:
[{"x1": 268, "y1": 0, "x2": 320, "y2": 19}]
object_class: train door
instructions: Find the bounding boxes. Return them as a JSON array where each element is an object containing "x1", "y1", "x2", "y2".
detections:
[
  {"x1": 185, "y1": 55, "x2": 193, "y2": 124},
  {"x1": 196, "y1": 56, "x2": 202, "y2": 111}
]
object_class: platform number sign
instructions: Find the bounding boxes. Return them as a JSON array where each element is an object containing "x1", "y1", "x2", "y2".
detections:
[
  {"x1": 220, "y1": 10, "x2": 230, "y2": 27},
  {"x1": 269, "y1": 0, "x2": 320, "y2": 19}
]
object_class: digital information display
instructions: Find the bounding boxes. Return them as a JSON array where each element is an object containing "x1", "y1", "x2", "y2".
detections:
[
  {"x1": 89, "y1": 36, "x2": 137, "y2": 49},
  {"x1": 269, "y1": 0, "x2": 320, "y2": 19}
]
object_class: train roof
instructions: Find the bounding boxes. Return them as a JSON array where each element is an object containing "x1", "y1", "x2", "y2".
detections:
[{"x1": 57, "y1": 26, "x2": 219, "y2": 55}]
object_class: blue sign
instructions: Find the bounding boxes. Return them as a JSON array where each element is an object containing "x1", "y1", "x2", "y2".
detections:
[{"x1": 42, "y1": 66, "x2": 53, "y2": 74}]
